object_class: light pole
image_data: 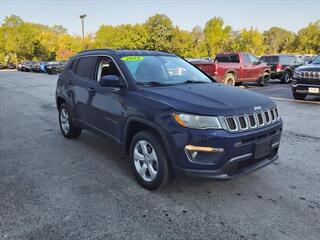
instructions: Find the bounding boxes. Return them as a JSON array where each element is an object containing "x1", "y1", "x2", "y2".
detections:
[{"x1": 79, "y1": 14, "x2": 87, "y2": 49}]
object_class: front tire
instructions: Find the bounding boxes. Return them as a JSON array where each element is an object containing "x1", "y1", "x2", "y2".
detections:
[
  {"x1": 292, "y1": 92, "x2": 306, "y2": 100},
  {"x1": 281, "y1": 71, "x2": 291, "y2": 83},
  {"x1": 59, "y1": 103, "x2": 81, "y2": 138},
  {"x1": 259, "y1": 73, "x2": 270, "y2": 86},
  {"x1": 130, "y1": 131, "x2": 170, "y2": 190}
]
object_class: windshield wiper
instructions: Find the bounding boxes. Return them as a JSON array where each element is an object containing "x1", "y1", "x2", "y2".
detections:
[
  {"x1": 182, "y1": 80, "x2": 210, "y2": 84},
  {"x1": 137, "y1": 81, "x2": 171, "y2": 86}
]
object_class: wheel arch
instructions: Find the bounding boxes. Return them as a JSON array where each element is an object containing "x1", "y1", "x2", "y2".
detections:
[
  {"x1": 56, "y1": 96, "x2": 66, "y2": 110},
  {"x1": 123, "y1": 116, "x2": 175, "y2": 168},
  {"x1": 223, "y1": 70, "x2": 237, "y2": 81}
]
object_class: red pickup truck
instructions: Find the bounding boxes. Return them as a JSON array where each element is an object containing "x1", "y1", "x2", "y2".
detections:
[{"x1": 190, "y1": 52, "x2": 271, "y2": 86}]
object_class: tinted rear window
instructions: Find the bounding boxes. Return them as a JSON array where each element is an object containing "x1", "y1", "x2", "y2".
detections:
[
  {"x1": 260, "y1": 56, "x2": 279, "y2": 64},
  {"x1": 215, "y1": 54, "x2": 239, "y2": 63},
  {"x1": 280, "y1": 55, "x2": 295, "y2": 64},
  {"x1": 75, "y1": 57, "x2": 97, "y2": 79}
]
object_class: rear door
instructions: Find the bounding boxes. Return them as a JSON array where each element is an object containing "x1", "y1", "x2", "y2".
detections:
[{"x1": 68, "y1": 56, "x2": 98, "y2": 124}]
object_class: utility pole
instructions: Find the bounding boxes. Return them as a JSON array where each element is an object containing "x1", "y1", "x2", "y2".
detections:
[{"x1": 79, "y1": 14, "x2": 87, "y2": 49}]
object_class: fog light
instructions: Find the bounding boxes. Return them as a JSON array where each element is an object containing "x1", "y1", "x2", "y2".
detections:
[
  {"x1": 185, "y1": 145, "x2": 224, "y2": 153},
  {"x1": 191, "y1": 151, "x2": 198, "y2": 159},
  {"x1": 184, "y1": 145, "x2": 224, "y2": 164}
]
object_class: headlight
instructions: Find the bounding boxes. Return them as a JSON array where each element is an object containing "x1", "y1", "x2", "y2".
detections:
[{"x1": 172, "y1": 113, "x2": 221, "y2": 129}]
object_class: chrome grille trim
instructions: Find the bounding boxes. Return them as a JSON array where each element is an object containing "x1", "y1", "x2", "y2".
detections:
[
  {"x1": 225, "y1": 116, "x2": 238, "y2": 132},
  {"x1": 224, "y1": 107, "x2": 280, "y2": 132},
  {"x1": 237, "y1": 115, "x2": 249, "y2": 130}
]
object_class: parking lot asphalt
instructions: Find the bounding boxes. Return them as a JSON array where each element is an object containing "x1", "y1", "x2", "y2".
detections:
[{"x1": 1, "y1": 71, "x2": 320, "y2": 240}]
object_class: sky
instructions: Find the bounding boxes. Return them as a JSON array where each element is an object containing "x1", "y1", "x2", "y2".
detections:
[{"x1": 0, "y1": 0, "x2": 319, "y2": 35}]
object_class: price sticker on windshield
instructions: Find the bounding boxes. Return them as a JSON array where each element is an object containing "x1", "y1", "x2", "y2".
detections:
[{"x1": 121, "y1": 56, "x2": 144, "y2": 61}]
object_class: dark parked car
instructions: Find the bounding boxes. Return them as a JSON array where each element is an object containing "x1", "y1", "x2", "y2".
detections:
[
  {"x1": 31, "y1": 61, "x2": 47, "y2": 73},
  {"x1": 7, "y1": 63, "x2": 16, "y2": 69},
  {"x1": 292, "y1": 55, "x2": 320, "y2": 100},
  {"x1": 260, "y1": 54, "x2": 304, "y2": 83},
  {"x1": 20, "y1": 61, "x2": 34, "y2": 72},
  {"x1": 31, "y1": 62, "x2": 40, "y2": 72},
  {"x1": 45, "y1": 60, "x2": 67, "y2": 74},
  {"x1": 56, "y1": 49, "x2": 282, "y2": 190},
  {"x1": 0, "y1": 63, "x2": 16, "y2": 69}
]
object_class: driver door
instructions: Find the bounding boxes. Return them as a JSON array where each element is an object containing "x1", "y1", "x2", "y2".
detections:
[{"x1": 88, "y1": 56, "x2": 124, "y2": 141}]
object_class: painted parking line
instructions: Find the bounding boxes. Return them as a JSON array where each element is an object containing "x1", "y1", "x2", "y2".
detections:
[{"x1": 271, "y1": 97, "x2": 320, "y2": 105}]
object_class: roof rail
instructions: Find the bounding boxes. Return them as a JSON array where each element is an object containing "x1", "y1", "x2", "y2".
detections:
[{"x1": 77, "y1": 48, "x2": 113, "y2": 54}]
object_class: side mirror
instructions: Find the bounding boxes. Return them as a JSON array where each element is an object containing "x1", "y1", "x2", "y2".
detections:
[{"x1": 99, "y1": 75, "x2": 122, "y2": 87}]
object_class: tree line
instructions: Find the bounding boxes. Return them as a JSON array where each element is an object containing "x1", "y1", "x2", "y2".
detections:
[{"x1": 0, "y1": 14, "x2": 319, "y2": 64}]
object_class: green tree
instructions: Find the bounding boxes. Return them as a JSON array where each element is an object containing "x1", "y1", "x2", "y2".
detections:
[
  {"x1": 190, "y1": 26, "x2": 207, "y2": 57},
  {"x1": 95, "y1": 24, "x2": 147, "y2": 49},
  {"x1": 231, "y1": 28, "x2": 265, "y2": 55},
  {"x1": 144, "y1": 14, "x2": 174, "y2": 51},
  {"x1": 171, "y1": 27, "x2": 193, "y2": 57},
  {"x1": 203, "y1": 17, "x2": 232, "y2": 56},
  {"x1": 293, "y1": 20, "x2": 320, "y2": 54},
  {"x1": 263, "y1": 27, "x2": 295, "y2": 54}
]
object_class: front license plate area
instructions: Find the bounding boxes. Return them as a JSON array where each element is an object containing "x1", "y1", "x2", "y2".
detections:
[
  {"x1": 254, "y1": 139, "x2": 272, "y2": 159},
  {"x1": 308, "y1": 87, "x2": 319, "y2": 94}
]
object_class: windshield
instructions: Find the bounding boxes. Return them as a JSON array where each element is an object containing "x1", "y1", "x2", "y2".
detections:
[
  {"x1": 260, "y1": 56, "x2": 279, "y2": 64},
  {"x1": 311, "y1": 55, "x2": 320, "y2": 64},
  {"x1": 121, "y1": 55, "x2": 212, "y2": 85}
]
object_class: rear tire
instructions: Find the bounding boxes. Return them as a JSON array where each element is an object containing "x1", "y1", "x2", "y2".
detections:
[
  {"x1": 224, "y1": 73, "x2": 236, "y2": 86},
  {"x1": 130, "y1": 131, "x2": 170, "y2": 190},
  {"x1": 59, "y1": 103, "x2": 81, "y2": 138},
  {"x1": 292, "y1": 92, "x2": 306, "y2": 100}
]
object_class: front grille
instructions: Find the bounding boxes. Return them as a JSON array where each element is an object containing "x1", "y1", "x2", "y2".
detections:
[
  {"x1": 224, "y1": 107, "x2": 280, "y2": 132},
  {"x1": 300, "y1": 71, "x2": 320, "y2": 79}
]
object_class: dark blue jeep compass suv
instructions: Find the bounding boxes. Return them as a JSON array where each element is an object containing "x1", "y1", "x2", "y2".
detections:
[{"x1": 56, "y1": 49, "x2": 282, "y2": 190}]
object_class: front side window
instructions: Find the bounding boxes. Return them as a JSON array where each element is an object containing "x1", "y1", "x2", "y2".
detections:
[
  {"x1": 249, "y1": 55, "x2": 258, "y2": 63},
  {"x1": 243, "y1": 54, "x2": 251, "y2": 65},
  {"x1": 312, "y1": 55, "x2": 320, "y2": 64},
  {"x1": 96, "y1": 57, "x2": 121, "y2": 81},
  {"x1": 121, "y1": 55, "x2": 212, "y2": 85}
]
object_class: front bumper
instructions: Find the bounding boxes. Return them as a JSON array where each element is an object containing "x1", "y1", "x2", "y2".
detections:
[
  {"x1": 168, "y1": 120, "x2": 282, "y2": 180},
  {"x1": 291, "y1": 81, "x2": 320, "y2": 96},
  {"x1": 175, "y1": 150, "x2": 278, "y2": 180}
]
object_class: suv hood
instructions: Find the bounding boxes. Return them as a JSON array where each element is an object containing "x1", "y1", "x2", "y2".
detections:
[
  {"x1": 296, "y1": 64, "x2": 320, "y2": 72},
  {"x1": 140, "y1": 83, "x2": 275, "y2": 116}
]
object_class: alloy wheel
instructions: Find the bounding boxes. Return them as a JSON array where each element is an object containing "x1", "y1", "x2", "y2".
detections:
[
  {"x1": 133, "y1": 140, "x2": 159, "y2": 182},
  {"x1": 60, "y1": 108, "x2": 70, "y2": 134}
]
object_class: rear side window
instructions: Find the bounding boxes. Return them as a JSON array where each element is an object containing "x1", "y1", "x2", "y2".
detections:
[
  {"x1": 215, "y1": 54, "x2": 239, "y2": 63},
  {"x1": 279, "y1": 55, "x2": 296, "y2": 65},
  {"x1": 74, "y1": 57, "x2": 97, "y2": 79},
  {"x1": 71, "y1": 59, "x2": 78, "y2": 72},
  {"x1": 260, "y1": 56, "x2": 279, "y2": 64}
]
